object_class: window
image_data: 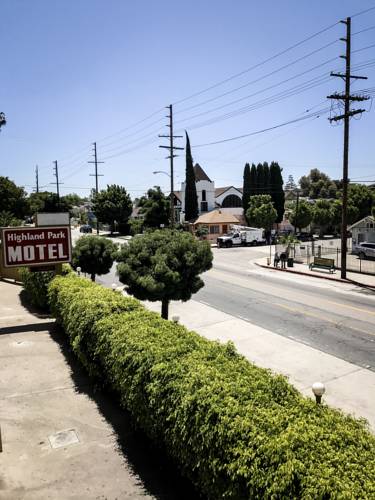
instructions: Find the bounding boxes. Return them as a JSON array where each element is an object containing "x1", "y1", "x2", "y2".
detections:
[
  {"x1": 201, "y1": 201, "x2": 208, "y2": 212},
  {"x1": 209, "y1": 225, "x2": 220, "y2": 234},
  {"x1": 202, "y1": 190, "x2": 206, "y2": 201},
  {"x1": 221, "y1": 194, "x2": 242, "y2": 208},
  {"x1": 222, "y1": 224, "x2": 228, "y2": 234}
]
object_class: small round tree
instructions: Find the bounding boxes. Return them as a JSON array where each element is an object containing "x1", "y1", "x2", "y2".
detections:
[
  {"x1": 72, "y1": 235, "x2": 118, "y2": 281},
  {"x1": 117, "y1": 229, "x2": 213, "y2": 319}
]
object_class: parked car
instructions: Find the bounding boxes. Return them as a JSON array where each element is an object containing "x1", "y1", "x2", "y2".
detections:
[
  {"x1": 79, "y1": 224, "x2": 92, "y2": 233},
  {"x1": 352, "y1": 242, "x2": 375, "y2": 259}
]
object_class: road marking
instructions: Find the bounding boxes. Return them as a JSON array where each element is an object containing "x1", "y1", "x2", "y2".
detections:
[
  {"x1": 275, "y1": 302, "x2": 375, "y2": 337},
  {"x1": 325, "y1": 300, "x2": 375, "y2": 316}
]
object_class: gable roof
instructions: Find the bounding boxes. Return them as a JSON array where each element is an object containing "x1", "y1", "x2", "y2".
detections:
[
  {"x1": 194, "y1": 163, "x2": 212, "y2": 182},
  {"x1": 215, "y1": 186, "x2": 243, "y2": 198},
  {"x1": 348, "y1": 215, "x2": 375, "y2": 230}
]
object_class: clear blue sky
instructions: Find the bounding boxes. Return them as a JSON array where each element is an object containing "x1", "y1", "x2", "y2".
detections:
[{"x1": 1, "y1": 0, "x2": 374, "y2": 199}]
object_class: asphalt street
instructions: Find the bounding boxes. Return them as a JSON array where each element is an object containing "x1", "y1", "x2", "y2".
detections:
[{"x1": 73, "y1": 229, "x2": 375, "y2": 372}]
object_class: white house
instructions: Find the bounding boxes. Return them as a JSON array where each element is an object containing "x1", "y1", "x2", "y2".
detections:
[
  {"x1": 349, "y1": 215, "x2": 375, "y2": 246},
  {"x1": 177, "y1": 164, "x2": 244, "y2": 221}
]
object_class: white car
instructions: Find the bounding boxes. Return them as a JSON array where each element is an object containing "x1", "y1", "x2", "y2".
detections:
[{"x1": 352, "y1": 242, "x2": 375, "y2": 259}]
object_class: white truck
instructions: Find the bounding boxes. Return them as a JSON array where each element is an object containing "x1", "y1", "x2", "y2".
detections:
[{"x1": 217, "y1": 225, "x2": 266, "y2": 248}]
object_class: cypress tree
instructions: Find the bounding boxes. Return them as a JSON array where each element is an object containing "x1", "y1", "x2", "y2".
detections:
[
  {"x1": 269, "y1": 161, "x2": 285, "y2": 223},
  {"x1": 263, "y1": 162, "x2": 270, "y2": 195},
  {"x1": 249, "y1": 163, "x2": 257, "y2": 197},
  {"x1": 184, "y1": 131, "x2": 198, "y2": 221},
  {"x1": 256, "y1": 163, "x2": 265, "y2": 195},
  {"x1": 242, "y1": 163, "x2": 251, "y2": 211}
]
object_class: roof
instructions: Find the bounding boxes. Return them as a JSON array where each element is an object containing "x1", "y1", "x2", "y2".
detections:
[
  {"x1": 194, "y1": 209, "x2": 241, "y2": 225},
  {"x1": 194, "y1": 163, "x2": 212, "y2": 182},
  {"x1": 348, "y1": 215, "x2": 375, "y2": 230},
  {"x1": 215, "y1": 186, "x2": 243, "y2": 198},
  {"x1": 173, "y1": 191, "x2": 182, "y2": 201}
]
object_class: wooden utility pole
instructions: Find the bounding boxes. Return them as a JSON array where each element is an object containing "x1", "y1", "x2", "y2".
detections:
[
  {"x1": 88, "y1": 142, "x2": 104, "y2": 234},
  {"x1": 35, "y1": 165, "x2": 39, "y2": 193},
  {"x1": 327, "y1": 17, "x2": 368, "y2": 279},
  {"x1": 159, "y1": 104, "x2": 183, "y2": 228},
  {"x1": 50, "y1": 160, "x2": 63, "y2": 203}
]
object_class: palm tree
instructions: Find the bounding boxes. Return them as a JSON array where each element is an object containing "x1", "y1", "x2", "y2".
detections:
[{"x1": 0, "y1": 112, "x2": 6, "y2": 130}]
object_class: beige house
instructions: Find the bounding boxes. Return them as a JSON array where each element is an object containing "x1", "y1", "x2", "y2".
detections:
[{"x1": 194, "y1": 209, "x2": 242, "y2": 241}]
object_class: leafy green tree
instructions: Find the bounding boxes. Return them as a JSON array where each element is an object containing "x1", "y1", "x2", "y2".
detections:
[
  {"x1": 0, "y1": 176, "x2": 28, "y2": 218},
  {"x1": 0, "y1": 210, "x2": 22, "y2": 227},
  {"x1": 72, "y1": 235, "x2": 118, "y2": 281},
  {"x1": 61, "y1": 193, "x2": 85, "y2": 208},
  {"x1": 299, "y1": 169, "x2": 338, "y2": 199},
  {"x1": 289, "y1": 200, "x2": 313, "y2": 231},
  {"x1": 331, "y1": 199, "x2": 359, "y2": 230},
  {"x1": 269, "y1": 162, "x2": 285, "y2": 223},
  {"x1": 117, "y1": 229, "x2": 213, "y2": 319},
  {"x1": 129, "y1": 218, "x2": 143, "y2": 236},
  {"x1": 312, "y1": 199, "x2": 332, "y2": 236},
  {"x1": 195, "y1": 225, "x2": 209, "y2": 239},
  {"x1": 242, "y1": 163, "x2": 251, "y2": 210},
  {"x1": 27, "y1": 191, "x2": 70, "y2": 214},
  {"x1": 184, "y1": 132, "x2": 198, "y2": 221},
  {"x1": 246, "y1": 194, "x2": 277, "y2": 231},
  {"x1": 92, "y1": 184, "x2": 132, "y2": 233},
  {"x1": 346, "y1": 184, "x2": 374, "y2": 220},
  {"x1": 139, "y1": 186, "x2": 170, "y2": 228},
  {"x1": 249, "y1": 163, "x2": 257, "y2": 197}
]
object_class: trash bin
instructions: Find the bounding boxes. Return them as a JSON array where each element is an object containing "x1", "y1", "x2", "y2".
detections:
[{"x1": 287, "y1": 257, "x2": 294, "y2": 267}]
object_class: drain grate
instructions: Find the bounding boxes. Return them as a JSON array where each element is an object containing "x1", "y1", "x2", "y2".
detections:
[{"x1": 48, "y1": 429, "x2": 79, "y2": 449}]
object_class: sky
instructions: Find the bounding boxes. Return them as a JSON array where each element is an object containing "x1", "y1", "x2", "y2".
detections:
[{"x1": 1, "y1": 0, "x2": 375, "y2": 199}]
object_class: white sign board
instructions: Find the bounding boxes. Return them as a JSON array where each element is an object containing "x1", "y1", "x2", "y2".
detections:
[{"x1": 36, "y1": 212, "x2": 70, "y2": 227}]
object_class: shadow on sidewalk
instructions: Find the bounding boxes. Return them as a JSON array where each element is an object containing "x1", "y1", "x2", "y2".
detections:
[
  {"x1": 0, "y1": 321, "x2": 56, "y2": 336},
  {"x1": 49, "y1": 325, "x2": 205, "y2": 500}
]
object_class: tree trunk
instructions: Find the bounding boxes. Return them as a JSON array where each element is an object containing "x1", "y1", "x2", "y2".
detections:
[
  {"x1": 90, "y1": 273, "x2": 96, "y2": 282},
  {"x1": 161, "y1": 299, "x2": 169, "y2": 320}
]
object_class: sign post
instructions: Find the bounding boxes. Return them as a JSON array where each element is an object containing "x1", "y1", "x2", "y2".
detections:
[{"x1": 1, "y1": 226, "x2": 72, "y2": 269}]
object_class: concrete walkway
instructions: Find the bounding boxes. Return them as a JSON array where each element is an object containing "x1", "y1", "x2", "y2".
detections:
[
  {"x1": 0, "y1": 281, "x2": 198, "y2": 500},
  {"x1": 145, "y1": 298, "x2": 375, "y2": 432}
]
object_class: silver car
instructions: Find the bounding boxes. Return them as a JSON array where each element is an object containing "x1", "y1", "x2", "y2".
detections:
[{"x1": 352, "y1": 242, "x2": 375, "y2": 259}]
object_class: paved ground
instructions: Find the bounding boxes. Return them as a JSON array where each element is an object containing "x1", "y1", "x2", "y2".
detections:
[{"x1": 0, "y1": 281, "x2": 201, "y2": 500}]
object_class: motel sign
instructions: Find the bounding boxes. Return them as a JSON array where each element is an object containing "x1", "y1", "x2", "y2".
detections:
[{"x1": 1, "y1": 226, "x2": 72, "y2": 268}]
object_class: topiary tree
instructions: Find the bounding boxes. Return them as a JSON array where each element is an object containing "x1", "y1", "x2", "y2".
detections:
[
  {"x1": 242, "y1": 163, "x2": 251, "y2": 211},
  {"x1": 269, "y1": 161, "x2": 285, "y2": 224},
  {"x1": 117, "y1": 229, "x2": 213, "y2": 319},
  {"x1": 72, "y1": 235, "x2": 118, "y2": 281}
]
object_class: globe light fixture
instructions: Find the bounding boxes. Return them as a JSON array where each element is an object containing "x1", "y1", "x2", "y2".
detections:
[
  {"x1": 312, "y1": 382, "x2": 326, "y2": 404},
  {"x1": 76, "y1": 267, "x2": 81, "y2": 276}
]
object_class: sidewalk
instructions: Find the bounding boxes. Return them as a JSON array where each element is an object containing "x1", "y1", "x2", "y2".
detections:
[
  {"x1": 145, "y1": 298, "x2": 375, "y2": 432},
  {"x1": 255, "y1": 256, "x2": 375, "y2": 289},
  {"x1": 0, "y1": 281, "x2": 196, "y2": 500}
]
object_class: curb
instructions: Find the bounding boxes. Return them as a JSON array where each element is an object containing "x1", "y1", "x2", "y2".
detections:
[{"x1": 254, "y1": 262, "x2": 375, "y2": 291}]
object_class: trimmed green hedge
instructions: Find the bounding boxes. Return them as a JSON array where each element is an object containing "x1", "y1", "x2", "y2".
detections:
[
  {"x1": 20, "y1": 264, "x2": 71, "y2": 311},
  {"x1": 48, "y1": 274, "x2": 375, "y2": 499}
]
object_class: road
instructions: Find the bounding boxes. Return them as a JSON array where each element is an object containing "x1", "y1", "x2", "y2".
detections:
[{"x1": 72, "y1": 229, "x2": 375, "y2": 371}]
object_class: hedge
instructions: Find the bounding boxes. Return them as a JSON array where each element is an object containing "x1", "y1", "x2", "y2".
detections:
[
  {"x1": 20, "y1": 264, "x2": 71, "y2": 311},
  {"x1": 48, "y1": 274, "x2": 375, "y2": 499}
]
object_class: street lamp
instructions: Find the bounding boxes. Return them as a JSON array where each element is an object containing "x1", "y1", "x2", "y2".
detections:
[
  {"x1": 312, "y1": 382, "x2": 326, "y2": 404},
  {"x1": 153, "y1": 170, "x2": 170, "y2": 177},
  {"x1": 111, "y1": 283, "x2": 118, "y2": 292},
  {"x1": 76, "y1": 267, "x2": 81, "y2": 276}
]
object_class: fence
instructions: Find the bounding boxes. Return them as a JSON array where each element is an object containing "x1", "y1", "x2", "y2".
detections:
[{"x1": 276, "y1": 241, "x2": 375, "y2": 276}]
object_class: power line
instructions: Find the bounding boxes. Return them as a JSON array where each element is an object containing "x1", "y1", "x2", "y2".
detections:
[{"x1": 193, "y1": 109, "x2": 329, "y2": 148}]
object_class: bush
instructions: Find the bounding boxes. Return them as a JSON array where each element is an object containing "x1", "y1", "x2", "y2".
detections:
[
  {"x1": 72, "y1": 235, "x2": 118, "y2": 281},
  {"x1": 48, "y1": 276, "x2": 375, "y2": 499},
  {"x1": 20, "y1": 264, "x2": 71, "y2": 311}
]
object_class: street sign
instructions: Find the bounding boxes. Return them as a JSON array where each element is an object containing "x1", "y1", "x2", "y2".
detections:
[
  {"x1": 36, "y1": 212, "x2": 70, "y2": 227},
  {"x1": 1, "y1": 226, "x2": 72, "y2": 268}
]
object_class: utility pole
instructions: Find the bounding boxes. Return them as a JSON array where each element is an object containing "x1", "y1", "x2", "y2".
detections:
[
  {"x1": 159, "y1": 104, "x2": 183, "y2": 228},
  {"x1": 327, "y1": 17, "x2": 368, "y2": 279},
  {"x1": 88, "y1": 142, "x2": 104, "y2": 234},
  {"x1": 294, "y1": 189, "x2": 300, "y2": 235},
  {"x1": 50, "y1": 160, "x2": 63, "y2": 205},
  {"x1": 35, "y1": 165, "x2": 39, "y2": 193}
]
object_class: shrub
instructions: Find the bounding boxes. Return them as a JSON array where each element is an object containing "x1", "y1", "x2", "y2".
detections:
[
  {"x1": 20, "y1": 264, "x2": 71, "y2": 311},
  {"x1": 72, "y1": 235, "x2": 118, "y2": 281},
  {"x1": 48, "y1": 276, "x2": 375, "y2": 499}
]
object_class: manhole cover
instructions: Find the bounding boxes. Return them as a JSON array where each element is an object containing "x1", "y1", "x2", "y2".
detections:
[{"x1": 48, "y1": 429, "x2": 79, "y2": 449}]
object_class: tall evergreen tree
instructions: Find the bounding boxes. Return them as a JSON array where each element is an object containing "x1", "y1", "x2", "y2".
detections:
[
  {"x1": 242, "y1": 163, "x2": 251, "y2": 210},
  {"x1": 269, "y1": 162, "x2": 285, "y2": 223},
  {"x1": 249, "y1": 163, "x2": 257, "y2": 197},
  {"x1": 263, "y1": 162, "x2": 270, "y2": 195},
  {"x1": 256, "y1": 163, "x2": 265, "y2": 195},
  {"x1": 184, "y1": 132, "x2": 198, "y2": 221}
]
